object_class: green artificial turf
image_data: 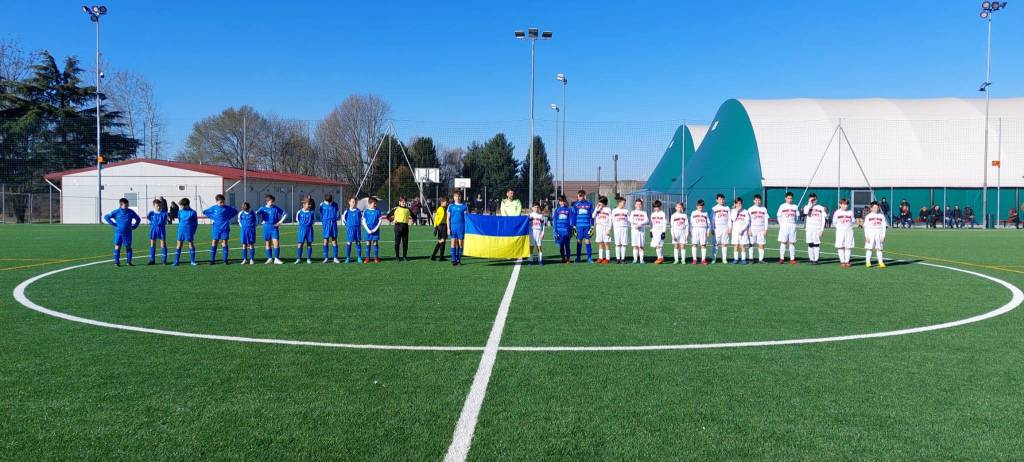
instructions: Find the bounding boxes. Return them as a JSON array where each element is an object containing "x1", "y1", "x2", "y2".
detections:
[{"x1": 2, "y1": 224, "x2": 1023, "y2": 460}]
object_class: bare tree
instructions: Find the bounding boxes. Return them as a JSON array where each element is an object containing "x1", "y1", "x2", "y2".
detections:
[
  {"x1": 0, "y1": 38, "x2": 33, "y2": 95},
  {"x1": 441, "y1": 147, "x2": 465, "y2": 185},
  {"x1": 315, "y1": 94, "x2": 391, "y2": 188},
  {"x1": 104, "y1": 68, "x2": 165, "y2": 158},
  {"x1": 178, "y1": 105, "x2": 270, "y2": 168},
  {"x1": 265, "y1": 115, "x2": 316, "y2": 175}
]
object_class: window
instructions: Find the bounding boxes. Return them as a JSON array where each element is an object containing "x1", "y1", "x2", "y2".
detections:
[
  {"x1": 178, "y1": 185, "x2": 186, "y2": 191},
  {"x1": 228, "y1": 193, "x2": 236, "y2": 207},
  {"x1": 123, "y1": 192, "x2": 138, "y2": 207}
]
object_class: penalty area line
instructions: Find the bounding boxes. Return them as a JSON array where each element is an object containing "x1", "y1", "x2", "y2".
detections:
[{"x1": 443, "y1": 259, "x2": 521, "y2": 462}]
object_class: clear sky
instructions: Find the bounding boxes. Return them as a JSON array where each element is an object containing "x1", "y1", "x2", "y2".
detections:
[{"x1": 5, "y1": 0, "x2": 1023, "y2": 180}]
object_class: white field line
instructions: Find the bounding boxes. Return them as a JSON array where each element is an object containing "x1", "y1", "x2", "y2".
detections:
[{"x1": 443, "y1": 260, "x2": 521, "y2": 462}]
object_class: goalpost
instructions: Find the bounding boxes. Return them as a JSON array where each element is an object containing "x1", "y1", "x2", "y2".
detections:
[{"x1": 795, "y1": 119, "x2": 876, "y2": 210}]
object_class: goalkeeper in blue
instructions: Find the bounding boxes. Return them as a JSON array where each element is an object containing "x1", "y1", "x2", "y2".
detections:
[
  {"x1": 104, "y1": 197, "x2": 141, "y2": 267},
  {"x1": 173, "y1": 197, "x2": 199, "y2": 266},
  {"x1": 146, "y1": 199, "x2": 168, "y2": 265},
  {"x1": 571, "y1": 190, "x2": 594, "y2": 263},
  {"x1": 552, "y1": 195, "x2": 574, "y2": 263},
  {"x1": 295, "y1": 197, "x2": 316, "y2": 264},
  {"x1": 343, "y1": 197, "x2": 363, "y2": 263},
  {"x1": 203, "y1": 194, "x2": 238, "y2": 265},
  {"x1": 319, "y1": 194, "x2": 341, "y2": 263}
]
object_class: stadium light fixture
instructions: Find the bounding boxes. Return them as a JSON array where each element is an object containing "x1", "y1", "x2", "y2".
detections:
[
  {"x1": 556, "y1": 73, "x2": 568, "y2": 197},
  {"x1": 514, "y1": 26, "x2": 554, "y2": 205},
  {"x1": 83, "y1": 5, "x2": 108, "y2": 222},
  {"x1": 978, "y1": 0, "x2": 1008, "y2": 228}
]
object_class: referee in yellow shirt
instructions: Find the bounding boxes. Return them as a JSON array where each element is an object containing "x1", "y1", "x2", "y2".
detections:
[
  {"x1": 388, "y1": 196, "x2": 413, "y2": 261},
  {"x1": 430, "y1": 196, "x2": 448, "y2": 261}
]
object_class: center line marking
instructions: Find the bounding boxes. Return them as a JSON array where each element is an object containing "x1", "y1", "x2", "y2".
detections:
[{"x1": 443, "y1": 260, "x2": 521, "y2": 462}]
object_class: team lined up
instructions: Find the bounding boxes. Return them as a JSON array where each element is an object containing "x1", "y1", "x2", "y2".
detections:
[{"x1": 524, "y1": 190, "x2": 888, "y2": 267}]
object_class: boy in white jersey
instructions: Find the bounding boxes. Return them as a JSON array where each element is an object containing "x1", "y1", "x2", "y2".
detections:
[
  {"x1": 649, "y1": 200, "x2": 668, "y2": 264},
  {"x1": 690, "y1": 199, "x2": 710, "y2": 265},
  {"x1": 711, "y1": 193, "x2": 731, "y2": 264},
  {"x1": 527, "y1": 202, "x2": 547, "y2": 266},
  {"x1": 629, "y1": 199, "x2": 649, "y2": 264},
  {"x1": 863, "y1": 201, "x2": 888, "y2": 268},
  {"x1": 593, "y1": 196, "x2": 613, "y2": 264},
  {"x1": 833, "y1": 197, "x2": 855, "y2": 267},
  {"x1": 729, "y1": 197, "x2": 751, "y2": 265},
  {"x1": 611, "y1": 196, "x2": 630, "y2": 264},
  {"x1": 777, "y1": 191, "x2": 799, "y2": 264},
  {"x1": 747, "y1": 194, "x2": 769, "y2": 263},
  {"x1": 670, "y1": 202, "x2": 689, "y2": 264},
  {"x1": 803, "y1": 193, "x2": 827, "y2": 264}
]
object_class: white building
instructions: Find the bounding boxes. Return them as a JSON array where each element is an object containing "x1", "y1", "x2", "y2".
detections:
[{"x1": 44, "y1": 159, "x2": 346, "y2": 224}]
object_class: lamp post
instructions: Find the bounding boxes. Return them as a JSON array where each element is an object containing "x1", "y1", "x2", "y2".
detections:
[
  {"x1": 556, "y1": 73, "x2": 567, "y2": 197},
  {"x1": 550, "y1": 103, "x2": 560, "y2": 198},
  {"x1": 83, "y1": 5, "x2": 108, "y2": 222},
  {"x1": 979, "y1": 1, "x2": 1007, "y2": 228},
  {"x1": 514, "y1": 28, "x2": 552, "y2": 206}
]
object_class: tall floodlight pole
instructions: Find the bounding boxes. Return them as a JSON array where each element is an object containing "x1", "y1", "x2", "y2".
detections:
[
  {"x1": 550, "y1": 103, "x2": 560, "y2": 197},
  {"x1": 515, "y1": 28, "x2": 552, "y2": 206},
  {"x1": 978, "y1": 1, "x2": 1007, "y2": 228},
  {"x1": 557, "y1": 73, "x2": 568, "y2": 197},
  {"x1": 83, "y1": 5, "x2": 108, "y2": 222}
]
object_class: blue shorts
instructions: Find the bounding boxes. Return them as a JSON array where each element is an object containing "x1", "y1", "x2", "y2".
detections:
[
  {"x1": 113, "y1": 231, "x2": 133, "y2": 247},
  {"x1": 366, "y1": 230, "x2": 380, "y2": 242},
  {"x1": 262, "y1": 227, "x2": 280, "y2": 241},
  {"x1": 576, "y1": 226, "x2": 591, "y2": 240},
  {"x1": 176, "y1": 228, "x2": 196, "y2": 242},
  {"x1": 450, "y1": 227, "x2": 465, "y2": 240},
  {"x1": 297, "y1": 226, "x2": 314, "y2": 244},
  {"x1": 149, "y1": 226, "x2": 166, "y2": 241},
  {"x1": 554, "y1": 231, "x2": 571, "y2": 244},
  {"x1": 211, "y1": 228, "x2": 230, "y2": 241},
  {"x1": 240, "y1": 227, "x2": 256, "y2": 245},
  {"x1": 345, "y1": 226, "x2": 361, "y2": 243},
  {"x1": 322, "y1": 222, "x2": 338, "y2": 239}
]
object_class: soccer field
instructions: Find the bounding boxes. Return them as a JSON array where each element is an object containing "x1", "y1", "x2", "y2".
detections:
[{"x1": 2, "y1": 224, "x2": 1023, "y2": 460}]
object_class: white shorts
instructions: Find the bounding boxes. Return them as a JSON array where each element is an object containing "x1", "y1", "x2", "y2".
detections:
[
  {"x1": 864, "y1": 230, "x2": 884, "y2": 250},
  {"x1": 631, "y1": 228, "x2": 646, "y2": 247},
  {"x1": 671, "y1": 228, "x2": 689, "y2": 245},
  {"x1": 835, "y1": 228, "x2": 854, "y2": 248},
  {"x1": 778, "y1": 224, "x2": 797, "y2": 243},
  {"x1": 749, "y1": 229, "x2": 766, "y2": 246},
  {"x1": 731, "y1": 229, "x2": 749, "y2": 245},
  {"x1": 691, "y1": 228, "x2": 708, "y2": 246},
  {"x1": 595, "y1": 225, "x2": 611, "y2": 244},
  {"x1": 650, "y1": 229, "x2": 666, "y2": 248},
  {"x1": 714, "y1": 230, "x2": 730, "y2": 246},
  {"x1": 805, "y1": 229, "x2": 822, "y2": 245},
  {"x1": 613, "y1": 227, "x2": 629, "y2": 246},
  {"x1": 530, "y1": 229, "x2": 544, "y2": 246}
]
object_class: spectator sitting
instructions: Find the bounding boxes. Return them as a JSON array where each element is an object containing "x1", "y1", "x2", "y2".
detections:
[
  {"x1": 919, "y1": 207, "x2": 929, "y2": 227},
  {"x1": 952, "y1": 205, "x2": 964, "y2": 228},
  {"x1": 943, "y1": 206, "x2": 953, "y2": 228},
  {"x1": 1009, "y1": 208, "x2": 1019, "y2": 229},
  {"x1": 899, "y1": 203, "x2": 913, "y2": 228},
  {"x1": 964, "y1": 206, "x2": 975, "y2": 228}
]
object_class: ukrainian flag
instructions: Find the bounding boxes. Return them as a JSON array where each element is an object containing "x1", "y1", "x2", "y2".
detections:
[{"x1": 463, "y1": 214, "x2": 530, "y2": 259}]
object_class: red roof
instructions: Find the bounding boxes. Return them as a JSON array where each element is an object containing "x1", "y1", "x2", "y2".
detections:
[{"x1": 43, "y1": 158, "x2": 346, "y2": 186}]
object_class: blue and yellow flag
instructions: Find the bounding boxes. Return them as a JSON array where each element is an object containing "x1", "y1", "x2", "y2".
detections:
[{"x1": 463, "y1": 214, "x2": 530, "y2": 259}]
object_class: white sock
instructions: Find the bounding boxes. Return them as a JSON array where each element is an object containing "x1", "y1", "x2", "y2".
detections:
[
  {"x1": 741, "y1": 249, "x2": 747, "y2": 261},
  {"x1": 788, "y1": 244, "x2": 796, "y2": 260},
  {"x1": 538, "y1": 251, "x2": 543, "y2": 261},
  {"x1": 656, "y1": 247, "x2": 663, "y2": 259},
  {"x1": 758, "y1": 247, "x2": 764, "y2": 261},
  {"x1": 701, "y1": 247, "x2": 707, "y2": 260},
  {"x1": 640, "y1": 249, "x2": 645, "y2": 261},
  {"x1": 877, "y1": 251, "x2": 884, "y2": 263},
  {"x1": 692, "y1": 245, "x2": 698, "y2": 261},
  {"x1": 866, "y1": 250, "x2": 872, "y2": 262},
  {"x1": 673, "y1": 248, "x2": 679, "y2": 262},
  {"x1": 779, "y1": 244, "x2": 786, "y2": 259},
  {"x1": 680, "y1": 247, "x2": 686, "y2": 262},
  {"x1": 721, "y1": 247, "x2": 728, "y2": 263}
]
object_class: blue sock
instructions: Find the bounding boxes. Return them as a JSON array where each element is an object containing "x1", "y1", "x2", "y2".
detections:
[
  {"x1": 346, "y1": 242, "x2": 352, "y2": 259},
  {"x1": 457, "y1": 246, "x2": 463, "y2": 262},
  {"x1": 149, "y1": 246, "x2": 156, "y2": 262},
  {"x1": 333, "y1": 244, "x2": 339, "y2": 258},
  {"x1": 174, "y1": 248, "x2": 181, "y2": 264},
  {"x1": 223, "y1": 246, "x2": 229, "y2": 263},
  {"x1": 373, "y1": 244, "x2": 379, "y2": 259},
  {"x1": 266, "y1": 247, "x2": 272, "y2": 259},
  {"x1": 274, "y1": 247, "x2": 280, "y2": 259},
  {"x1": 576, "y1": 242, "x2": 582, "y2": 260},
  {"x1": 126, "y1": 248, "x2": 132, "y2": 264},
  {"x1": 358, "y1": 244, "x2": 363, "y2": 259},
  {"x1": 210, "y1": 246, "x2": 217, "y2": 263},
  {"x1": 306, "y1": 245, "x2": 312, "y2": 258},
  {"x1": 323, "y1": 244, "x2": 328, "y2": 258},
  {"x1": 297, "y1": 246, "x2": 303, "y2": 259},
  {"x1": 189, "y1": 247, "x2": 196, "y2": 264},
  {"x1": 450, "y1": 246, "x2": 456, "y2": 260},
  {"x1": 162, "y1": 246, "x2": 168, "y2": 263},
  {"x1": 586, "y1": 244, "x2": 592, "y2": 259},
  {"x1": 113, "y1": 248, "x2": 120, "y2": 265}
]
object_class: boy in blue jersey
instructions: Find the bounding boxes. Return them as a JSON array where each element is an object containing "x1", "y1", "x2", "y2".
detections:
[
  {"x1": 343, "y1": 197, "x2": 363, "y2": 263},
  {"x1": 319, "y1": 194, "x2": 341, "y2": 263},
  {"x1": 203, "y1": 194, "x2": 239, "y2": 265},
  {"x1": 571, "y1": 190, "x2": 595, "y2": 263},
  {"x1": 257, "y1": 194, "x2": 287, "y2": 264},
  {"x1": 552, "y1": 195, "x2": 574, "y2": 263},
  {"x1": 146, "y1": 199, "x2": 168, "y2": 265},
  {"x1": 237, "y1": 202, "x2": 258, "y2": 264},
  {"x1": 446, "y1": 191, "x2": 469, "y2": 266},
  {"x1": 361, "y1": 196, "x2": 382, "y2": 263},
  {"x1": 104, "y1": 198, "x2": 141, "y2": 267},
  {"x1": 295, "y1": 197, "x2": 316, "y2": 264},
  {"x1": 173, "y1": 197, "x2": 199, "y2": 266}
]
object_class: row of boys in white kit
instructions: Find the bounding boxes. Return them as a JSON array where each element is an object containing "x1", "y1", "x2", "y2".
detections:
[{"x1": 530, "y1": 190, "x2": 889, "y2": 267}]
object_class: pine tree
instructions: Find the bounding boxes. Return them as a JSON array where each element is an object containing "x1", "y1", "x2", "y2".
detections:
[{"x1": 518, "y1": 135, "x2": 555, "y2": 204}]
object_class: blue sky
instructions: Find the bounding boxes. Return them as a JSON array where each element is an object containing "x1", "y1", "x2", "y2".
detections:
[{"x1": 5, "y1": 0, "x2": 1023, "y2": 179}]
